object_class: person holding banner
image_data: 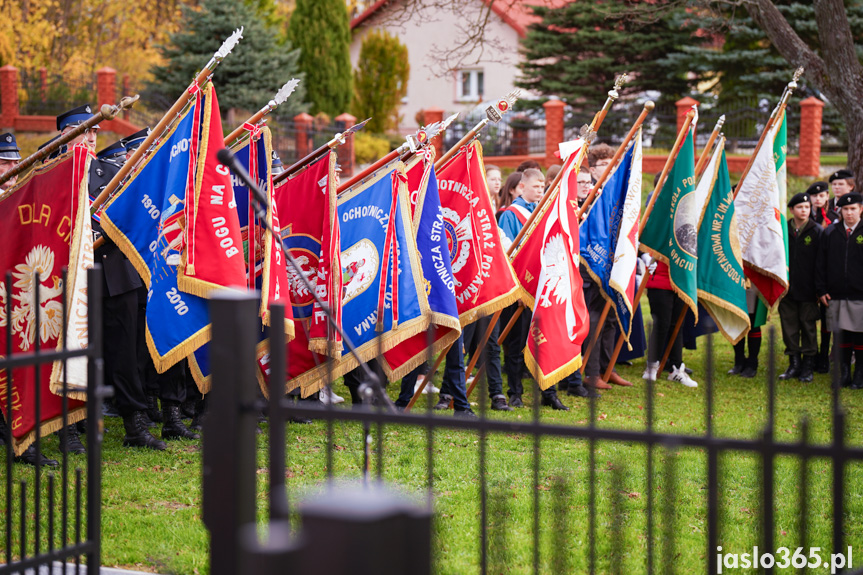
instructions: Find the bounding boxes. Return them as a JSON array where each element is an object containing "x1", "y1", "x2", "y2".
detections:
[{"x1": 817, "y1": 192, "x2": 863, "y2": 389}]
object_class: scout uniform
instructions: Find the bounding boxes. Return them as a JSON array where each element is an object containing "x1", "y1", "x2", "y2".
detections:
[
  {"x1": 816, "y1": 192, "x2": 863, "y2": 389},
  {"x1": 778, "y1": 192, "x2": 821, "y2": 383}
]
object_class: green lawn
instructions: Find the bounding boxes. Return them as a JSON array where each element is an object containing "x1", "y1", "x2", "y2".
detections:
[{"x1": 3, "y1": 332, "x2": 862, "y2": 574}]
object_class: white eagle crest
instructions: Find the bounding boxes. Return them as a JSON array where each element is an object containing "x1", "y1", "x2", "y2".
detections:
[
  {"x1": 537, "y1": 233, "x2": 571, "y2": 309},
  {"x1": 286, "y1": 254, "x2": 315, "y2": 300},
  {"x1": 1, "y1": 245, "x2": 65, "y2": 350}
]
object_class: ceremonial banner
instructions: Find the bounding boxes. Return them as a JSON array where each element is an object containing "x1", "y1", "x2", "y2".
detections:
[
  {"x1": 102, "y1": 95, "x2": 211, "y2": 372},
  {"x1": 607, "y1": 130, "x2": 643, "y2": 345},
  {"x1": 256, "y1": 152, "x2": 343, "y2": 396},
  {"x1": 380, "y1": 154, "x2": 461, "y2": 380},
  {"x1": 177, "y1": 83, "x2": 247, "y2": 296},
  {"x1": 510, "y1": 141, "x2": 584, "y2": 309},
  {"x1": 580, "y1": 138, "x2": 637, "y2": 342},
  {"x1": 0, "y1": 145, "x2": 90, "y2": 455},
  {"x1": 230, "y1": 125, "x2": 293, "y2": 334},
  {"x1": 435, "y1": 140, "x2": 521, "y2": 324},
  {"x1": 695, "y1": 139, "x2": 750, "y2": 344},
  {"x1": 640, "y1": 120, "x2": 699, "y2": 318},
  {"x1": 524, "y1": 145, "x2": 590, "y2": 389},
  {"x1": 734, "y1": 112, "x2": 788, "y2": 308}
]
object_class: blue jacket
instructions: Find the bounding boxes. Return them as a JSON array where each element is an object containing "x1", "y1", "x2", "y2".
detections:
[{"x1": 498, "y1": 196, "x2": 536, "y2": 248}]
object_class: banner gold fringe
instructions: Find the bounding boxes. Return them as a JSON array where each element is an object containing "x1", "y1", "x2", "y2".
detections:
[{"x1": 10, "y1": 406, "x2": 87, "y2": 457}]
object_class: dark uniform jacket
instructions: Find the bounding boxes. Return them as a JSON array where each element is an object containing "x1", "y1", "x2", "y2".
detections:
[
  {"x1": 787, "y1": 218, "x2": 820, "y2": 301},
  {"x1": 90, "y1": 158, "x2": 143, "y2": 297},
  {"x1": 811, "y1": 205, "x2": 839, "y2": 228},
  {"x1": 815, "y1": 220, "x2": 863, "y2": 301}
]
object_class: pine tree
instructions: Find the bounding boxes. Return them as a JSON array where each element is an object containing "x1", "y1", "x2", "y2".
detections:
[
  {"x1": 146, "y1": 0, "x2": 307, "y2": 115},
  {"x1": 351, "y1": 30, "x2": 409, "y2": 133},
  {"x1": 287, "y1": 0, "x2": 352, "y2": 116},
  {"x1": 517, "y1": 0, "x2": 700, "y2": 109}
]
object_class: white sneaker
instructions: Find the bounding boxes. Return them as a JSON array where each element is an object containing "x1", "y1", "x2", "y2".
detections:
[
  {"x1": 319, "y1": 386, "x2": 345, "y2": 404},
  {"x1": 414, "y1": 374, "x2": 439, "y2": 394},
  {"x1": 668, "y1": 363, "x2": 698, "y2": 388},
  {"x1": 642, "y1": 361, "x2": 659, "y2": 381}
]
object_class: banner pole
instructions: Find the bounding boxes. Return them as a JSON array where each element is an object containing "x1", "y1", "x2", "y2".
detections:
[{"x1": 695, "y1": 115, "x2": 725, "y2": 177}]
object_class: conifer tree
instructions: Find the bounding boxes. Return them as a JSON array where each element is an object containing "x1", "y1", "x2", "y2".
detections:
[
  {"x1": 352, "y1": 30, "x2": 409, "y2": 133},
  {"x1": 146, "y1": 0, "x2": 307, "y2": 115},
  {"x1": 287, "y1": 0, "x2": 353, "y2": 116}
]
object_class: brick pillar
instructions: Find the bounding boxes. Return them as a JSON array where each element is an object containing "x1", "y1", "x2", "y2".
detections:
[
  {"x1": 0, "y1": 65, "x2": 19, "y2": 130},
  {"x1": 96, "y1": 66, "x2": 116, "y2": 108},
  {"x1": 543, "y1": 99, "x2": 565, "y2": 168},
  {"x1": 122, "y1": 74, "x2": 131, "y2": 120},
  {"x1": 294, "y1": 112, "x2": 313, "y2": 159},
  {"x1": 676, "y1": 96, "x2": 698, "y2": 142},
  {"x1": 422, "y1": 107, "x2": 444, "y2": 159},
  {"x1": 796, "y1": 96, "x2": 824, "y2": 177},
  {"x1": 39, "y1": 67, "x2": 47, "y2": 103},
  {"x1": 511, "y1": 120, "x2": 529, "y2": 156},
  {"x1": 335, "y1": 113, "x2": 356, "y2": 177}
]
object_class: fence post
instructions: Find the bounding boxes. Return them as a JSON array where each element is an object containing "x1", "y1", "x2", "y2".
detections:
[
  {"x1": 543, "y1": 99, "x2": 565, "y2": 168},
  {"x1": 676, "y1": 96, "x2": 698, "y2": 142},
  {"x1": 202, "y1": 290, "x2": 261, "y2": 575},
  {"x1": 0, "y1": 65, "x2": 19, "y2": 131},
  {"x1": 294, "y1": 112, "x2": 313, "y2": 159},
  {"x1": 511, "y1": 117, "x2": 529, "y2": 156},
  {"x1": 422, "y1": 107, "x2": 444, "y2": 159},
  {"x1": 335, "y1": 113, "x2": 356, "y2": 177},
  {"x1": 39, "y1": 67, "x2": 47, "y2": 103},
  {"x1": 96, "y1": 67, "x2": 116, "y2": 108},
  {"x1": 795, "y1": 96, "x2": 824, "y2": 177}
]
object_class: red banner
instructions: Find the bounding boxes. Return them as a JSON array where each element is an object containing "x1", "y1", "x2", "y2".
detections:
[
  {"x1": 0, "y1": 146, "x2": 90, "y2": 455},
  {"x1": 179, "y1": 82, "x2": 247, "y2": 296},
  {"x1": 434, "y1": 140, "x2": 521, "y2": 324}
]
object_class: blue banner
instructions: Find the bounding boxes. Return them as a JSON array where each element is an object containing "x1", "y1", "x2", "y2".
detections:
[
  {"x1": 579, "y1": 144, "x2": 635, "y2": 329},
  {"x1": 337, "y1": 164, "x2": 429, "y2": 362},
  {"x1": 101, "y1": 102, "x2": 210, "y2": 371}
]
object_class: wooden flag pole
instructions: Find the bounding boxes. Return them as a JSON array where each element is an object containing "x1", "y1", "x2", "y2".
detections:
[
  {"x1": 602, "y1": 108, "x2": 698, "y2": 381},
  {"x1": 580, "y1": 301, "x2": 611, "y2": 375},
  {"x1": 277, "y1": 117, "x2": 372, "y2": 184},
  {"x1": 695, "y1": 115, "x2": 725, "y2": 177},
  {"x1": 223, "y1": 79, "x2": 301, "y2": 148},
  {"x1": 0, "y1": 96, "x2": 139, "y2": 188},
  {"x1": 90, "y1": 28, "x2": 244, "y2": 214}
]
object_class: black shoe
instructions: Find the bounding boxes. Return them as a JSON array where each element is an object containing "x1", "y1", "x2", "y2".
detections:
[
  {"x1": 740, "y1": 366, "x2": 758, "y2": 379},
  {"x1": 779, "y1": 354, "x2": 801, "y2": 380},
  {"x1": 727, "y1": 363, "x2": 744, "y2": 375},
  {"x1": 490, "y1": 396, "x2": 513, "y2": 411},
  {"x1": 181, "y1": 399, "x2": 197, "y2": 419},
  {"x1": 540, "y1": 395, "x2": 570, "y2": 411},
  {"x1": 840, "y1": 362, "x2": 853, "y2": 388},
  {"x1": 567, "y1": 384, "x2": 600, "y2": 398},
  {"x1": 434, "y1": 394, "x2": 453, "y2": 411},
  {"x1": 289, "y1": 416, "x2": 313, "y2": 424},
  {"x1": 57, "y1": 424, "x2": 86, "y2": 454},
  {"x1": 797, "y1": 356, "x2": 814, "y2": 383},
  {"x1": 145, "y1": 395, "x2": 162, "y2": 424},
  {"x1": 123, "y1": 412, "x2": 167, "y2": 450},
  {"x1": 454, "y1": 408, "x2": 478, "y2": 418},
  {"x1": 161, "y1": 402, "x2": 201, "y2": 440},
  {"x1": 141, "y1": 412, "x2": 157, "y2": 429},
  {"x1": 508, "y1": 396, "x2": 524, "y2": 408},
  {"x1": 616, "y1": 360, "x2": 633, "y2": 367},
  {"x1": 851, "y1": 365, "x2": 863, "y2": 390},
  {"x1": 102, "y1": 398, "x2": 121, "y2": 418},
  {"x1": 814, "y1": 353, "x2": 831, "y2": 374},
  {"x1": 14, "y1": 444, "x2": 58, "y2": 467},
  {"x1": 557, "y1": 379, "x2": 569, "y2": 392}
]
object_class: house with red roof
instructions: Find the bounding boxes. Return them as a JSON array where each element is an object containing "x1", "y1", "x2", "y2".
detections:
[{"x1": 349, "y1": 0, "x2": 550, "y2": 130}]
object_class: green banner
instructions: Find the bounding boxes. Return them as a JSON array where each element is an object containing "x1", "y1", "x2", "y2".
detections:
[
  {"x1": 641, "y1": 127, "x2": 698, "y2": 317},
  {"x1": 697, "y1": 146, "x2": 750, "y2": 344}
]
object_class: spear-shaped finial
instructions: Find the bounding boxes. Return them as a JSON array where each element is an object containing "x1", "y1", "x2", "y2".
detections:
[
  {"x1": 610, "y1": 73, "x2": 628, "y2": 99},
  {"x1": 206, "y1": 27, "x2": 244, "y2": 72},
  {"x1": 485, "y1": 89, "x2": 521, "y2": 124},
  {"x1": 716, "y1": 114, "x2": 726, "y2": 130},
  {"x1": 269, "y1": 78, "x2": 301, "y2": 110}
]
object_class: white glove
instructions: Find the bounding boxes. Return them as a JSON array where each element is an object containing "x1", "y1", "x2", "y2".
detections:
[{"x1": 648, "y1": 260, "x2": 657, "y2": 275}]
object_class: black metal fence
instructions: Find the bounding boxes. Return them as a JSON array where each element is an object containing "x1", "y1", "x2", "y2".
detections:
[
  {"x1": 203, "y1": 292, "x2": 863, "y2": 575},
  {"x1": 1, "y1": 267, "x2": 107, "y2": 575}
]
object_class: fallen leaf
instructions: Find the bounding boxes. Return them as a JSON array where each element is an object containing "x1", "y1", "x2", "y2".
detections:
[{"x1": 598, "y1": 413, "x2": 608, "y2": 421}]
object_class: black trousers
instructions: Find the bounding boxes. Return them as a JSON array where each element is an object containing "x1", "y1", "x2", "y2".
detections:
[
  {"x1": 778, "y1": 299, "x2": 819, "y2": 357},
  {"x1": 501, "y1": 304, "x2": 557, "y2": 399},
  {"x1": 104, "y1": 289, "x2": 147, "y2": 414},
  {"x1": 584, "y1": 282, "x2": 616, "y2": 377},
  {"x1": 136, "y1": 287, "x2": 186, "y2": 403},
  {"x1": 462, "y1": 315, "x2": 504, "y2": 398},
  {"x1": 646, "y1": 288, "x2": 684, "y2": 368}
]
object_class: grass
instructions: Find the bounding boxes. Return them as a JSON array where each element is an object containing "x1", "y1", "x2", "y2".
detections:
[{"x1": 2, "y1": 331, "x2": 862, "y2": 574}]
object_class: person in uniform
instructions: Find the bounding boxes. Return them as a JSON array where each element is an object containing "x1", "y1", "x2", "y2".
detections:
[
  {"x1": 778, "y1": 192, "x2": 821, "y2": 383},
  {"x1": 0, "y1": 132, "x2": 21, "y2": 191},
  {"x1": 816, "y1": 192, "x2": 863, "y2": 389},
  {"x1": 57, "y1": 106, "x2": 165, "y2": 450},
  {"x1": 827, "y1": 169, "x2": 855, "y2": 213},
  {"x1": 498, "y1": 168, "x2": 570, "y2": 410},
  {"x1": 804, "y1": 181, "x2": 836, "y2": 373}
]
